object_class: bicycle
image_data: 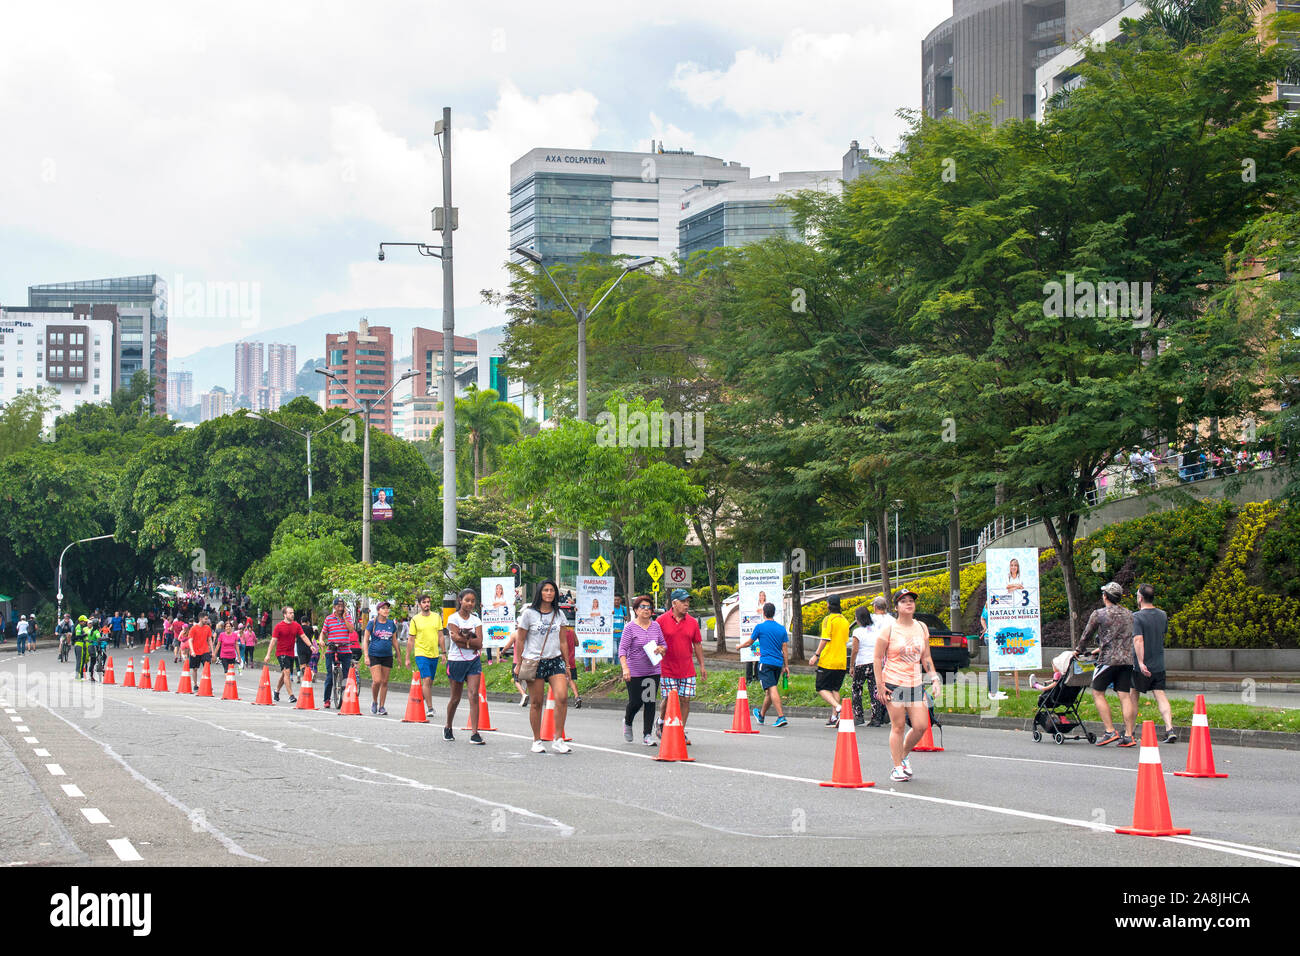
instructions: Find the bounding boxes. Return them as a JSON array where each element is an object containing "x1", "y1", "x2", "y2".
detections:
[{"x1": 329, "y1": 649, "x2": 352, "y2": 709}]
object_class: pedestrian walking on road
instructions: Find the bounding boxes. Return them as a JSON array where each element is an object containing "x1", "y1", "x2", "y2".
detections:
[
  {"x1": 15, "y1": 615, "x2": 29, "y2": 656},
  {"x1": 241, "y1": 621, "x2": 258, "y2": 669},
  {"x1": 404, "y1": 594, "x2": 443, "y2": 719},
  {"x1": 874, "y1": 588, "x2": 943, "y2": 783},
  {"x1": 850, "y1": 599, "x2": 890, "y2": 727},
  {"x1": 619, "y1": 595, "x2": 665, "y2": 744},
  {"x1": 216, "y1": 622, "x2": 240, "y2": 674},
  {"x1": 809, "y1": 594, "x2": 849, "y2": 725},
  {"x1": 513, "y1": 580, "x2": 571, "y2": 754},
  {"x1": 363, "y1": 600, "x2": 400, "y2": 717},
  {"x1": 444, "y1": 590, "x2": 485, "y2": 741},
  {"x1": 1130, "y1": 583, "x2": 1177, "y2": 744},
  {"x1": 1074, "y1": 581, "x2": 1137, "y2": 747},
  {"x1": 267, "y1": 606, "x2": 305, "y2": 704},
  {"x1": 737, "y1": 602, "x2": 789, "y2": 728},
  {"x1": 655, "y1": 588, "x2": 706, "y2": 745},
  {"x1": 185, "y1": 614, "x2": 214, "y2": 690}
]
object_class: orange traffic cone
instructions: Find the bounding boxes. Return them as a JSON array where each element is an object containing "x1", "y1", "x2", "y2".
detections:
[
  {"x1": 463, "y1": 673, "x2": 496, "y2": 731},
  {"x1": 103, "y1": 657, "x2": 116, "y2": 685},
  {"x1": 655, "y1": 690, "x2": 694, "y2": 762},
  {"x1": 1115, "y1": 721, "x2": 1191, "y2": 837},
  {"x1": 153, "y1": 661, "x2": 169, "y2": 692},
  {"x1": 222, "y1": 665, "x2": 240, "y2": 700},
  {"x1": 296, "y1": 668, "x2": 316, "y2": 710},
  {"x1": 912, "y1": 706, "x2": 943, "y2": 752},
  {"x1": 196, "y1": 661, "x2": 214, "y2": 697},
  {"x1": 1174, "y1": 694, "x2": 1227, "y2": 778},
  {"x1": 253, "y1": 665, "x2": 273, "y2": 705},
  {"x1": 139, "y1": 657, "x2": 153, "y2": 691},
  {"x1": 725, "y1": 675, "x2": 759, "y2": 734},
  {"x1": 539, "y1": 687, "x2": 559, "y2": 741},
  {"x1": 401, "y1": 673, "x2": 427, "y2": 723},
  {"x1": 122, "y1": 658, "x2": 136, "y2": 688},
  {"x1": 175, "y1": 666, "x2": 192, "y2": 695},
  {"x1": 338, "y1": 666, "x2": 362, "y2": 715},
  {"x1": 820, "y1": 700, "x2": 873, "y2": 788}
]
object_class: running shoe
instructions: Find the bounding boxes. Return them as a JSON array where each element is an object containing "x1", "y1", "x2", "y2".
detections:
[
  {"x1": 371, "y1": 701, "x2": 377, "y2": 715},
  {"x1": 273, "y1": 692, "x2": 280, "y2": 703},
  {"x1": 1117, "y1": 735, "x2": 1137, "y2": 748},
  {"x1": 469, "y1": 733, "x2": 485, "y2": 745},
  {"x1": 988, "y1": 692, "x2": 1008, "y2": 701},
  {"x1": 378, "y1": 707, "x2": 387, "y2": 716},
  {"x1": 288, "y1": 695, "x2": 296, "y2": 704},
  {"x1": 443, "y1": 727, "x2": 454, "y2": 741},
  {"x1": 623, "y1": 723, "x2": 633, "y2": 742},
  {"x1": 752, "y1": 706, "x2": 764, "y2": 725},
  {"x1": 643, "y1": 734, "x2": 656, "y2": 746},
  {"x1": 825, "y1": 714, "x2": 839, "y2": 727},
  {"x1": 1164, "y1": 730, "x2": 1178, "y2": 744},
  {"x1": 683, "y1": 733, "x2": 691, "y2": 746},
  {"x1": 890, "y1": 766, "x2": 910, "y2": 783},
  {"x1": 323, "y1": 700, "x2": 331, "y2": 709},
  {"x1": 552, "y1": 739, "x2": 572, "y2": 754},
  {"x1": 519, "y1": 694, "x2": 528, "y2": 707},
  {"x1": 1095, "y1": 730, "x2": 1120, "y2": 746},
  {"x1": 575, "y1": 696, "x2": 583, "y2": 709},
  {"x1": 901, "y1": 757, "x2": 913, "y2": 777},
  {"x1": 530, "y1": 740, "x2": 546, "y2": 753},
  {"x1": 773, "y1": 716, "x2": 789, "y2": 728}
]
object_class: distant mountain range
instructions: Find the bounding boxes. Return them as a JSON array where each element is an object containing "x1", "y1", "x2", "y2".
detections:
[{"x1": 170, "y1": 305, "x2": 508, "y2": 396}]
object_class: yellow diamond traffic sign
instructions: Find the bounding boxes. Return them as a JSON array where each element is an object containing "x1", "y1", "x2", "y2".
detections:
[
  {"x1": 591, "y1": 555, "x2": 610, "y2": 576},
  {"x1": 647, "y1": 559, "x2": 663, "y2": 580}
]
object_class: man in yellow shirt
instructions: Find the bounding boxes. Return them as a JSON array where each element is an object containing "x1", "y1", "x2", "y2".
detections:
[
  {"x1": 810, "y1": 594, "x2": 850, "y2": 726},
  {"x1": 404, "y1": 593, "x2": 445, "y2": 718}
]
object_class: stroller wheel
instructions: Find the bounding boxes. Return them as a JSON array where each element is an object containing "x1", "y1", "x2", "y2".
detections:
[
  {"x1": 1087, "y1": 732, "x2": 1097, "y2": 744},
  {"x1": 1031, "y1": 730, "x2": 1042, "y2": 742},
  {"x1": 1053, "y1": 732, "x2": 1065, "y2": 744}
]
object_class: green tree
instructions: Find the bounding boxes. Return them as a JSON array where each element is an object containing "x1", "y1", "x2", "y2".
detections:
[
  {"x1": 243, "y1": 534, "x2": 354, "y2": 619},
  {"x1": 431, "y1": 386, "x2": 523, "y2": 494},
  {"x1": 0, "y1": 388, "x2": 59, "y2": 461}
]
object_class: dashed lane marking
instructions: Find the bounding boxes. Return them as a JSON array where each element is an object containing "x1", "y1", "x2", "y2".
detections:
[
  {"x1": 107, "y1": 838, "x2": 142, "y2": 862},
  {"x1": 80, "y1": 808, "x2": 109, "y2": 825},
  {"x1": 61, "y1": 784, "x2": 84, "y2": 798}
]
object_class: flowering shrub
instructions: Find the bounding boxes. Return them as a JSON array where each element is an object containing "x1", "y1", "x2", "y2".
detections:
[{"x1": 802, "y1": 563, "x2": 987, "y2": 635}]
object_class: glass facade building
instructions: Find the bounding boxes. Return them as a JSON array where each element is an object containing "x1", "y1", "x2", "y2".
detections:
[{"x1": 677, "y1": 171, "x2": 840, "y2": 260}]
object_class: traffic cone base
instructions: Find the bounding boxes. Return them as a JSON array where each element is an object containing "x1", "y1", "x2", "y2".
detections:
[
  {"x1": 539, "y1": 687, "x2": 558, "y2": 741},
  {"x1": 222, "y1": 666, "x2": 240, "y2": 700},
  {"x1": 401, "y1": 674, "x2": 427, "y2": 723},
  {"x1": 153, "y1": 661, "x2": 169, "y2": 692},
  {"x1": 139, "y1": 658, "x2": 153, "y2": 691},
  {"x1": 296, "y1": 668, "x2": 317, "y2": 710},
  {"x1": 175, "y1": 668, "x2": 192, "y2": 695},
  {"x1": 122, "y1": 658, "x2": 136, "y2": 688},
  {"x1": 463, "y1": 673, "x2": 496, "y2": 731},
  {"x1": 103, "y1": 657, "x2": 116, "y2": 685},
  {"x1": 1174, "y1": 696, "x2": 1228, "y2": 778},
  {"x1": 338, "y1": 666, "x2": 362, "y2": 715},
  {"x1": 725, "y1": 675, "x2": 760, "y2": 734},
  {"x1": 197, "y1": 661, "x2": 214, "y2": 697},
  {"x1": 1116, "y1": 720, "x2": 1191, "y2": 837},
  {"x1": 253, "y1": 665, "x2": 274, "y2": 705},
  {"x1": 820, "y1": 700, "x2": 873, "y2": 788},
  {"x1": 656, "y1": 690, "x2": 694, "y2": 762},
  {"x1": 912, "y1": 708, "x2": 943, "y2": 752}
]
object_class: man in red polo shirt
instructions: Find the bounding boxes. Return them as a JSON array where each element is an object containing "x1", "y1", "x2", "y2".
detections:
[{"x1": 656, "y1": 588, "x2": 706, "y2": 745}]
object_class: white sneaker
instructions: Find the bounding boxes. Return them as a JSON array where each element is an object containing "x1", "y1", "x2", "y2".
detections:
[
  {"x1": 643, "y1": 734, "x2": 656, "y2": 746},
  {"x1": 623, "y1": 723, "x2": 633, "y2": 742},
  {"x1": 901, "y1": 757, "x2": 913, "y2": 777},
  {"x1": 988, "y1": 692, "x2": 1008, "y2": 700},
  {"x1": 530, "y1": 740, "x2": 546, "y2": 754},
  {"x1": 551, "y1": 739, "x2": 572, "y2": 754},
  {"x1": 890, "y1": 766, "x2": 910, "y2": 783}
]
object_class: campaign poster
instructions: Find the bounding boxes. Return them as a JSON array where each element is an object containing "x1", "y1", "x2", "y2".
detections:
[
  {"x1": 371, "y1": 487, "x2": 394, "y2": 521},
  {"x1": 575, "y1": 575, "x2": 615, "y2": 657},
  {"x1": 480, "y1": 576, "x2": 516, "y2": 649},
  {"x1": 985, "y1": 547, "x2": 1042, "y2": 672},
  {"x1": 738, "y1": 562, "x2": 784, "y2": 664}
]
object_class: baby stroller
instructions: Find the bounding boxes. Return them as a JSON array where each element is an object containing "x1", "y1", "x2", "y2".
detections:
[{"x1": 1030, "y1": 653, "x2": 1096, "y2": 744}]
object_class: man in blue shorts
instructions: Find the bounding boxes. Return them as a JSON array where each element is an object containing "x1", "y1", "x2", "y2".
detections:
[{"x1": 738, "y1": 602, "x2": 789, "y2": 728}]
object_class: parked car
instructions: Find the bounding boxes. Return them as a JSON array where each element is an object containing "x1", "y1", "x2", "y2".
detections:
[{"x1": 915, "y1": 613, "x2": 971, "y2": 682}]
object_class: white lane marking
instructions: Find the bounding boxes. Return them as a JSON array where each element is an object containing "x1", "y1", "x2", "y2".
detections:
[
  {"x1": 8, "y1": 716, "x2": 21, "y2": 722},
  {"x1": 107, "y1": 838, "x2": 142, "y2": 862},
  {"x1": 30, "y1": 698, "x2": 268, "y2": 863},
  {"x1": 4, "y1": 708, "x2": 16, "y2": 714},
  {"x1": 33, "y1": 748, "x2": 50, "y2": 757},
  {"x1": 180, "y1": 713, "x2": 576, "y2": 838},
  {"x1": 967, "y1": 753, "x2": 1153, "y2": 774},
  {"x1": 23, "y1": 737, "x2": 38, "y2": 744},
  {"x1": 80, "y1": 808, "x2": 109, "y2": 824},
  {"x1": 16, "y1": 726, "x2": 29, "y2": 732},
  {"x1": 45, "y1": 764, "x2": 65, "y2": 776},
  {"x1": 1164, "y1": 834, "x2": 1300, "y2": 861},
  {"x1": 61, "y1": 784, "x2": 85, "y2": 798},
  {"x1": 1162, "y1": 837, "x2": 1300, "y2": 867}
]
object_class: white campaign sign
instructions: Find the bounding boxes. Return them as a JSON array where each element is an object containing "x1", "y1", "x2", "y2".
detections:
[
  {"x1": 985, "y1": 547, "x2": 1042, "y2": 672},
  {"x1": 738, "y1": 562, "x2": 784, "y2": 664},
  {"x1": 575, "y1": 576, "x2": 615, "y2": 657},
  {"x1": 480, "y1": 577, "x2": 516, "y2": 649}
]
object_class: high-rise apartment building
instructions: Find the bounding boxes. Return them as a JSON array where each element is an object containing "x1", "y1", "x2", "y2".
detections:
[
  {"x1": 200, "y1": 387, "x2": 234, "y2": 422},
  {"x1": 0, "y1": 304, "x2": 119, "y2": 431},
  {"x1": 234, "y1": 341, "x2": 264, "y2": 400},
  {"x1": 266, "y1": 342, "x2": 297, "y2": 393},
  {"x1": 28, "y1": 274, "x2": 167, "y2": 411},
  {"x1": 168, "y1": 370, "x2": 194, "y2": 413},
  {"x1": 325, "y1": 318, "x2": 395, "y2": 433},
  {"x1": 252, "y1": 385, "x2": 282, "y2": 413}
]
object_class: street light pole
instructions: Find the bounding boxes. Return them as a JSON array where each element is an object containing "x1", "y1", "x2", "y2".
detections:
[
  {"x1": 248, "y1": 412, "x2": 353, "y2": 512},
  {"x1": 57, "y1": 534, "x2": 115, "y2": 621}
]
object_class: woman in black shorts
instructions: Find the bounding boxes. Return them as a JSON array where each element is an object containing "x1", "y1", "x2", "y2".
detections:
[{"x1": 363, "y1": 601, "x2": 398, "y2": 715}]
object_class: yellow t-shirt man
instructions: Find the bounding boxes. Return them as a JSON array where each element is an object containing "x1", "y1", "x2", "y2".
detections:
[
  {"x1": 409, "y1": 612, "x2": 442, "y2": 660},
  {"x1": 818, "y1": 613, "x2": 850, "y2": 670}
]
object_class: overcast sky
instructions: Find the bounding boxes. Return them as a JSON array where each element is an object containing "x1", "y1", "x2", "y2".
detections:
[{"x1": 0, "y1": 0, "x2": 951, "y2": 358}]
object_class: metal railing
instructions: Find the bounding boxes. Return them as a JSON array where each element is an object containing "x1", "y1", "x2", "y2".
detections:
[{"x1": 799, "y1": 543, "x2": 982, "y2": 600}]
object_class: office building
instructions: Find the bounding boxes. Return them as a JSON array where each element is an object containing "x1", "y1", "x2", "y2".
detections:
[
  {"x1": 200, "y1": 387, "x2": 234, "y2": 422},
  {"x1": 168, "y1": 370, "x2": 193, "y2": 414},
  {"x1": 509, "y1": 145, "x2": 752, "y2": 265},
  {"x1": 678, "y1": 170, "x2": 840, "y2": 259},
  {"x1": 325, "y1": 317, "x2": 395, "y2": 433},
  {"x1": 252, "y1": 385, "x2": 282, "y2": 413},
  {"x1": 266, "y1": 343, "x2": 297, "y2": 394},
  {"x1": 922, "y1": 1, "x2": 1132, "y2": 124},
  {"x1": 412, "y1": 328, "x2": 478, "y2": 403},
  {"x1": 234, "y1": 341, "x2": 263, "y2": 400},
  {"x1": 474, "y1": 330, "x2": 508, "y2": 397},
  {"x1": 28, "y1": 275, "x2": 167, "y2": 411},
  {"x1": 0, "y1": 304, "x2": 119, "y2": 430}
]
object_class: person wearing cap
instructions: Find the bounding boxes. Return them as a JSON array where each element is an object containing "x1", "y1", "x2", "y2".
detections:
[
  {"x1": 655, "y1": 588, "x2": 706, "y2": 744},
  {"x1": 1074, "y1": 581, "x2": 1137, "y2": 747},
  {"x1": 364, "y1": 600, "x2": 400, "y2": 716},
  {"x1": 56, "y1": 613, "x2": 74, "y2": 663},
  {"x1": 809, "y1": 594, "x2": 850, "y2": 726},
  {"x1": 874, "y1": 587, "x2": 943, "y2": 782},
  {"x1": 319, "y1": 598, "x2": 354, "y2": 709}
]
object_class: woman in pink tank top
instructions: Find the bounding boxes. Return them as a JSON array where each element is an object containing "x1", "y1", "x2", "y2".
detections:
[{"x1": 873, "y1": 588, "x2": 943, "y2": 783}]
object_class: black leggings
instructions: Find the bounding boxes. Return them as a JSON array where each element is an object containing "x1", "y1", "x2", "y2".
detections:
[
  {"x1": 625, "y1": 676, "x2": 660, "y2": 735},
  {"x1": 852, "y1": 664, "x2": 888, "y2": 724}
]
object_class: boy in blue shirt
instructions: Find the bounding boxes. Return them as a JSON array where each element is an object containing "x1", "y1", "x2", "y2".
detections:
[{"x1": 737, "y1": 602, "x2": 789, "y2": 728}]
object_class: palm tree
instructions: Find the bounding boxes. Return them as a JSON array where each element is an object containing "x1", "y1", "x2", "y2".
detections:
[{"x1": 432, "y1": 387, "x2": 523, "y2": 495}]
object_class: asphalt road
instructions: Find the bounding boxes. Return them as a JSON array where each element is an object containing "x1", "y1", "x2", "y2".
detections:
[{"x1": 2, "y1": 645, "x2": 1297, "y2": 866}]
